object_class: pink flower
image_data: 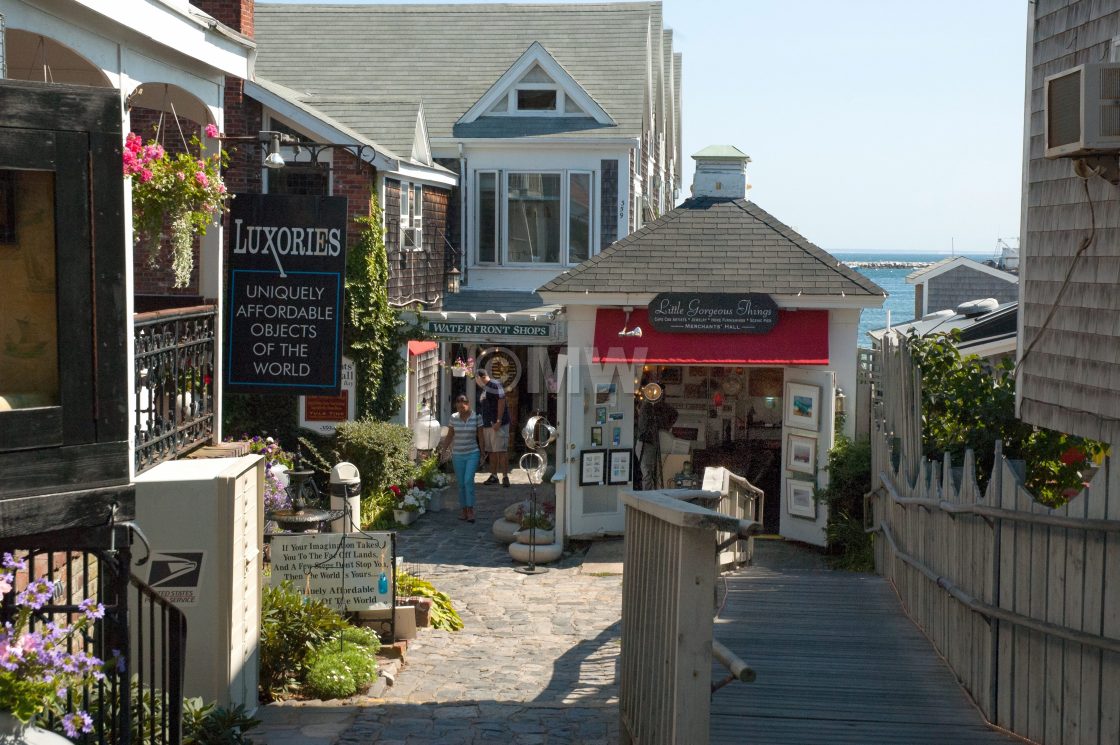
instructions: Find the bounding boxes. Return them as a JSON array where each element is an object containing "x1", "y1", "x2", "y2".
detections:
[
  {"x1": 195, "y1": 171, "x2": 208, "y2": 187},
  {"x1": 176, "y1": 171, "x2": 185, "y2": 181},
  {"x1": 197, "y1": 160, "x2": 206, "y2": 169},
  {"x1": 125, "y1": 133, "x2": 143, "y2": 154},
  {"x1": 204, "y1": 123, "x2": 220, "y2": 139},
  {"x1": 217, "y1": 183, "x2": 227, "y2": 194},
  {"x1": 139, "y1": 169, "x2": 153, "y2": 183},
  {"x1": 143, "y1": 144, "x2": 164, "y2": 162}
]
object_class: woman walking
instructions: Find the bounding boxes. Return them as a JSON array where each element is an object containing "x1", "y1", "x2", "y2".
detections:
[{"x1": 438, "y1": 394, "x2": 487, "y2": 522}]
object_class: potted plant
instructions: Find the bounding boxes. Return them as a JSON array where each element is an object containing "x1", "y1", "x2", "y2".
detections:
[
  {"x1": 440, "y1": 355, "x2": 475, "y2": 378},
  {"x1": 422, "y1": 473, "x2": 451, "y2": 512},
  {"x1": 514, "y1": 501, "x2": 556, "y2": 545},
  {"x1": 0, "y1": 553, "x2": 108, "y2": 742},
  {"x1": 390, "y1": 485, "x2": 428, "y2": 525},
  {"x1": 123, "y1": 124, "x2": 231, "y2": 289}
]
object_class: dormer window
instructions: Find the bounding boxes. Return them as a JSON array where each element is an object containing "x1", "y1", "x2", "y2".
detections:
[
  {"x1": 517, "y1": 88, "x2": 557, "y2": 111},
  {"x1": 483, "y1": 64, "x2": 587, "y2": 117}
]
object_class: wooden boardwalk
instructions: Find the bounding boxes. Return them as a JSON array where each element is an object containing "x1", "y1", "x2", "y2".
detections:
[{"x1": 710, "y1": 558, "x2": 1021, "y2": 745}]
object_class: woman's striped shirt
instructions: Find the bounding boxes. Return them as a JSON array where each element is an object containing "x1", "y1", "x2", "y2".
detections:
[{"x1": 449, "y1": 411, "x2": 482, "y2": 454}]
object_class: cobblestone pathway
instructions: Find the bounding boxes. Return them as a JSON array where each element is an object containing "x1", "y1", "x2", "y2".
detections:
[{"x1": 335, "y1": 472, "x2": 622, "y2": 745}]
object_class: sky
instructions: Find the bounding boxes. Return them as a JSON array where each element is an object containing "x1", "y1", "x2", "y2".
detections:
[{"x1": 263, "y1": 0, "x2": 1028, "y2": 254}]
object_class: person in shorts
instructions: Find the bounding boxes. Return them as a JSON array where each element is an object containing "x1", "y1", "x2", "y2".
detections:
[{"x1": 476, "y1": 368, "x2": 511, "y2": 486}]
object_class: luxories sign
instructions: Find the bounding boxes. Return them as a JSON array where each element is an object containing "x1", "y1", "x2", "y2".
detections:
[
  {"x1": 225, "y1": 194, "x2": 347, "y2": 395},
  {"x1": 649, "y1": 293, "x2": 779, "y2": 334}
]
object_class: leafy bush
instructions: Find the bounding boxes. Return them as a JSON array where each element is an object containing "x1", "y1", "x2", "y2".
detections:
[
  {"x1": 259, "y1": 581, "x2": 347, "y2": 700},
  {"x1": 304, "y1": 643, "x2": 379, "y2": 700},
  {"x1": 223, "y1": 393, "x2": 300, "y2": 448},
  {"x1": 183, "y1": 699, "x2": 261, "y2": 745},
  {"x1": 908, "y1": 332, "x2": 1106, "y2": 506},
  {"x1": 395, "y1": 570, "x2": 464, "y2": 631},
  {"x1": 816, "y1": 436, "x2": 874, "y2": 572}
]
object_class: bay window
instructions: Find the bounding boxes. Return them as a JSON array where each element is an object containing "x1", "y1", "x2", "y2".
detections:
[{"x1": 475, "y1": 169, "x2": 596, "y2": 266}]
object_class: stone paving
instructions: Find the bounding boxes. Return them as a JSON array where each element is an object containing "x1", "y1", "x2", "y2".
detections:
[{"x1": 255, "y1": 469, "x2": 623, "y2": 745}]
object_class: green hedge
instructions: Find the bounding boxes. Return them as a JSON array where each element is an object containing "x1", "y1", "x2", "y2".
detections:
[{"x1": 333, "y1": 419, "x2": 415, "y2": 498}]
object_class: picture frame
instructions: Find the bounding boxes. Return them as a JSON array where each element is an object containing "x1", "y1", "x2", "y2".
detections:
[
  {"x1": 595, "y1": 406, "x2": 608, "y2": 424},
  {"x1": 579, "y1": 449, "x2": 607, "y2": 486},
  {"x1": 608, "y1": 449, "x2": 632, "y2": 485},
  {"x1": 786, "y1": 432, "x2": 817, "y2": 475},
  {"x1": 783, "y1": 382, "x2": 821, "y2": 432},
  {"x1": 786, "y1": 478, "x2": 817, "y2": 519},
  {"x1": 591, "y1": 426, "x2": 603, "y2": 447},
  {"x1": 0, "y1": 171, "x2": 15, "y2": 244},
  {"x1": 660, "y1": 367, "x2": 682, "y2": 384}
]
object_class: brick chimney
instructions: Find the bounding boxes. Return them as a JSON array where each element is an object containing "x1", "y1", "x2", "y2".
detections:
[
  {"x1": 192, "y1": 0, "x2": 254, "y2": 38},
  {"x1": 690, "y1": 145, "x2": 751, "y2": 200}
]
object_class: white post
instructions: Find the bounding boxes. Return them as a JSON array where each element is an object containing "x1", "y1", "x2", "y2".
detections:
[{"x1": 201, "y1": 125, "x2": 224, "y2": 442}]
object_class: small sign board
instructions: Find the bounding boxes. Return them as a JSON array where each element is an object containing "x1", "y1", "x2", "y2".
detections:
[
  {"x1": 425, "y1": 320, "x2": 554, "y2": 341},
  {"x1": 298, "y1": 356, "x2": 356, "y2": 435},
  {"x1": 269, "y1": 533, "x2": 394, "y2": 613},
  {"x1": 225, "y1": 194, "x2": 347, "y2": 395},
  {"x1": 649, "y1": 293, "x2": 779, "y2": 334}
]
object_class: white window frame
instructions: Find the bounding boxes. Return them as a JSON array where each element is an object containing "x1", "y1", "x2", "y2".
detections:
[
  {"x1": 399, "y1": 180, "x2": 423, "y2": 252},
  {"x1": 475, "y1": 170, "x2": 500, "y2": 265},
  {"x1": 504, "y1": 170, "x2": 563, "y2": 265}
]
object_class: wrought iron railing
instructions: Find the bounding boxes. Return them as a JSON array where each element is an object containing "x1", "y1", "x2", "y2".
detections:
[
  {"x1": 0, "y1": 522, "x2": 186, "y2": 744},
  {"x1": 134, "y1": 305, "x2": 216, "y2": 474}
]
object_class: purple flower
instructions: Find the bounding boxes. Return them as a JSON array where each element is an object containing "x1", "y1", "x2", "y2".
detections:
[
  {"x1": 2, "y1": 553, "x2": 26, "y2": 572},
  {"x1": 79, "y1": 598, "x2": 105, "y2": 621},
  {"x1": 110, "y1": 648, "x2": 126, "y2": 673},
  {"x1": 16, "y1": 578, "x2": 54, "y2": 610},
  {"x1": 62, "y1": 711, "x2": 93, "y2": 737}
]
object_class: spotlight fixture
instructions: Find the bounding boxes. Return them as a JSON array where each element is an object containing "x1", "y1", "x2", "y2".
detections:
[
  {"x1": 264, "y1": 132, "x2": 286, "y2": 169},
  {"x1": 618, "y1": 306, "x2": 643, "y2": 337}
]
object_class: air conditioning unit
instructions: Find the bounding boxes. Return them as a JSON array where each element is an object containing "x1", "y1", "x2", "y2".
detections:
[
  {"x1": 1044, "y1": 63, "x2": 1120, "y2": 158},
  {"x1": 401, "y1": 225, "x2": 423, "y2": 251}
]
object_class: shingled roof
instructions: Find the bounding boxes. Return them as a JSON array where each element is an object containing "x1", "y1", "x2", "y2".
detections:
[
  {"x1": 540, "y1": 198, "x2": 886, "y2": 297},
  {"x1": 253, "y1": 2, "x2": 661, "y2": 142}
]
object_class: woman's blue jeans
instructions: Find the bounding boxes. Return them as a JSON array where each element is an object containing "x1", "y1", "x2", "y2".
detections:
[{"x1": 451, "y1": 450, "x2": 480, "y2": 508}]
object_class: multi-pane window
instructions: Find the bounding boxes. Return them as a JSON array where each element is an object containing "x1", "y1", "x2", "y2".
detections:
[
  {"x1": 475, "y1": 170, "x2": 595, "y2": 266},
  {"x1": 400, "y1": 181, "x2": 423, "y2": 250}
]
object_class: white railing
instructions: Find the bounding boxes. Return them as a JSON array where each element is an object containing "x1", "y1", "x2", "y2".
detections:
[
  {"x1": 701, "y1": 466, "x2": 763, "y2": 569},
  {"x1": 619, "y1": 489, "x2": 759, "y2": 745}
]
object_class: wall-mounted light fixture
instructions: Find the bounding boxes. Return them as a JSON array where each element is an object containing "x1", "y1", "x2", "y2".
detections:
[
  {"x1": 834, "y1": 387, "x2": 847, "y2": 415},
  {"x1": 446, "y1": 267, "x2": 461, "y2": 295},
  {"x1": 618, "y1": 306, "x2": 642, "y2": 337}
]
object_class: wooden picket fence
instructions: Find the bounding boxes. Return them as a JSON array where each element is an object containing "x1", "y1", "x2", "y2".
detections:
[{"x1": 870, "y1": 335, "x2": 1120, "y2": 745}]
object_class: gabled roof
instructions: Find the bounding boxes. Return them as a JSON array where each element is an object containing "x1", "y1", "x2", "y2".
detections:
[
  {"x1": 540, "y1": 198, "x2": 886, "y2": 299},
  {"x1": 253, "y1": 2, "x2": 660, "y2": 142},
  {"x1": 870, "y1": 302, "x2": 1018, "y2": 358},
  {"x1": 906, "y1": 255, "x2": 1018, "y2": 284},
  {"x1": 458, "y1": 42, "x2": 614, "y2": 125}
]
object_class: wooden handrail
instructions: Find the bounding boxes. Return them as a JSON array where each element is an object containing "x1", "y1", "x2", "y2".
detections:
[
  {"x1": 878, "y1": 473, "x2": 1120, "y2": 532},
  {"x1": 134, "y1": 304, "x2": 217, "y2": 324},
  {"x1": 878, "y1": 514, "x2": 1120, "y2": 655},
  {"x1": 712, "y1": 640, "x2": 756, "y2": 683}
]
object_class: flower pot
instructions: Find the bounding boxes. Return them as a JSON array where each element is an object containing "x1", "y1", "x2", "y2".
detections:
[
  {"x1": 393, "y1": 509, "x2": 418, "y2": 525},
  {"x1": 0, "y1": 712, "x2": 74, "y2": 744},
  {"x1": 427, "y1": 488, "x2": 444, "y2": 512},
  {"x1": 451, "y1": 367, "x2": 467, "y2": 378}
]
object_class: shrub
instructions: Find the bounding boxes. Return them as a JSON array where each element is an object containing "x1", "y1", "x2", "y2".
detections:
[
  {"x1": 816, "y1": 436, "x2": 874, "y2": 572},
  {"x1": 333, "y1": 420, "x2": 415, "y2": 498},
  {"x1": 395, "y1": 570, "x2": 464, "y2": 631},
  {"x1": 259, "y1": 581, "x2": 347, "y2": 700},
  {"x1": 183, "y1": 699, "x2": 261, "y2": 745},
  {"x1": 304, "y1": 643, "x2": 379, "y2": 700}
]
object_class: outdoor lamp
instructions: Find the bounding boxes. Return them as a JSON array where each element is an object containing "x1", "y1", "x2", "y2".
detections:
[
  {"x1": 835, "y1": 387, "x2": 847, "y2": 415},
  {"x1": 264, "y1": 132, "x2": 285, "y2": 169},
  {"x1": 446, "y1": 267, "x2": 461, "y2": 294},
  {"x1": 618, "y1": 306, "x2": 642, "y2": 337}
]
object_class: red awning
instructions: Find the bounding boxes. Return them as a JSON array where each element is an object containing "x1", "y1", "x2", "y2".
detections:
[
  {"x1": 592, "y1": 308, "x2": 829, "y2": 365},
  {"x1": 407, "y1": 340, "x2": 438, "y2": 356}
]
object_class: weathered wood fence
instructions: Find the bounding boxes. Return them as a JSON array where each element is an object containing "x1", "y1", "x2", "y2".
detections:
[
  {"x1": 870, "y1": 335, "x2": 1120, "y2": 745},
  {"x1": 619, "y1": 489, "x2": 758, "y2": 745}
]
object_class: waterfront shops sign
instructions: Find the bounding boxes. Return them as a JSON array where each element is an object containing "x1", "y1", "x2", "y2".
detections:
[
  {"x1": 649, "y1": 292, "x2": 778, "y2": 334},
  {"x1": 225, "y1": 194, "x2": 347, "y2": 395},
  {"x1": 425, "y1": 320, "x2": 553, "y2": 340}
]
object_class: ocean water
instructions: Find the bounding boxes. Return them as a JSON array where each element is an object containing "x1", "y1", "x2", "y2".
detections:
[{"x1": 831, "y1": 251, "x2": 995, "y2": 346}]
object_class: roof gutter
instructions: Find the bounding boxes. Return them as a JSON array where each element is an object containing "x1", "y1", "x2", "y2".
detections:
[{"x1": 432, "y1": 136, "x2": 640, "y2": 149}]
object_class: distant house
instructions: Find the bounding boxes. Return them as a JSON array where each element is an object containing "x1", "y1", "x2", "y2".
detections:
[
  {"x1": 870, "y1": 300, "x2": 1018, "y2": 366},
  {"x1": 252, "y1": 1, "x2": 681, "y2": 421},
  {"x1": 1018, "y1": 3, "x2": 1120, "y2": 444},
  {"x1": 906, "y1": 256, "x2": 1018, "y2": 318}
]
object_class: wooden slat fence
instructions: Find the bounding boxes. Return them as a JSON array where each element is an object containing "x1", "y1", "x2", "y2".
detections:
[
  {"x1": 619, "y1": 488, "x2": 758, "y2": 745},
  {"x1": 870, "y1": 335, "x2": 1120, "y2": 745},
  {"x1": 701, "y1": 466, "x2": 763, "y2": 569}
]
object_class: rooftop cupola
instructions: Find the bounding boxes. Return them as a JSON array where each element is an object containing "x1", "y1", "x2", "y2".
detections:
[{"x1": 690, "y1": 145, "x2": 751, "y2": 200}]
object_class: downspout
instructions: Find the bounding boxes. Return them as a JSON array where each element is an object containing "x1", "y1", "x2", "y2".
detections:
[
  {"x1": 458, "y1": 142, "x2": 467, "y2": 286},
  {"x1": 0, "y1": 13, "x2": 6, "y2": 79}
]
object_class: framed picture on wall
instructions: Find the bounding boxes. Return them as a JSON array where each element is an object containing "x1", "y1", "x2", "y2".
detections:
[
  {"x1": 591, "y1": 426, "x2": 603, "y2": 447},
  {"x1": 660, "y1": 367, "x2": 682, "y2": 384},
  {"x1": 783, "y1": 382, "x2": 821, "y2": 432},
  {"x1": 786, "y1": 478, "x2": 817, "y2": 519},
  {"x1": 786, "y1": 432, "x2": 817, "y2": 475},
  {"x1": 608, "y1": 449, "x2": 632, "y2": 485},
  {"x1": 579, "y1": 449, "x2": 607, "y2": 486}
]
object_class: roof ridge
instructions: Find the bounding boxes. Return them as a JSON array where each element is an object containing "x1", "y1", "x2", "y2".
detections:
[{"x1": 732, "y1": 201, "x2": 884, "y2": 296}]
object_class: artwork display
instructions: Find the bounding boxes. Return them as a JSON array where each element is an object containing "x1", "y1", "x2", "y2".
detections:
[
  {"x1": 595, "y1": 406, "x2": 608, "y2": 424},
  {"x1": 595, "y1": 383, "x2": 617, "y2": 406},
  {"x1": 591, "y1": 426, "x2": 603, "y2": 447},
  {"x1": 579, "y1": 449, "x2": 607, "y2": 486},
  {"x1": 783, "y1": 382, "x2": 821, "y2": 432},
  {"x1": 786, "y1": 432, "x2": 817, "y2": 475},
  {"x1": 612, "y1": 426, "x2": 622, "y2": 446},
  {"x1": 786, "y1": 478, "x2": 817, "y2": 519},
  {"x1": 608, "y1": 449, "x2": 632, "y2": 485},
  {"x1": 659, "y1": 367, "x2": 682, "y2": 384}
]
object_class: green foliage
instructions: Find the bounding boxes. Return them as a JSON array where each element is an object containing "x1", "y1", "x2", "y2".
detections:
[
  {"x1": 346, "y1": 190, "x2": 408, "y2": 420},
  {"x1": 395, "y1": 570, "x2": 464, "y2": 631},
  {"x1": 183, "y1": 699, "x2": 261, "y2": 745},
  {"x1": 338, "y1": 625, "x2": 382, "y2": 653},
  {"x1": 259, "y1": 581, "x2": 347, "y2": 700},
  {"x1": 304, "y1": 640, "x2": 379, "y2": 700},
  {"x1": 907, "y1": 332, "x2": 1107, "y2": 506},
  {"x1": 333, "y1": 419, "x2": 415, "y2": 498},
  {"x1": 223, "y1": 392, "x2": 300, "y2": 448},
  {"x1": 815, "y1": 436, "x2": 874, "y2": 572}
]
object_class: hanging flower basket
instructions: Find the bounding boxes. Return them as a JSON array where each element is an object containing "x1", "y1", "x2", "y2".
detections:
[{"x1": 124, "y1": 123, "x2": 231, "y2": 289}]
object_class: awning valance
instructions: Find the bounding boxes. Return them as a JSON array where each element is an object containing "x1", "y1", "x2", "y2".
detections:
[
  {"x1": 592, "y1": 308, "x2": 829, "y2": 365},
  {"x1": 408, "y1": 340, "x2": 438, "y2": 356}
]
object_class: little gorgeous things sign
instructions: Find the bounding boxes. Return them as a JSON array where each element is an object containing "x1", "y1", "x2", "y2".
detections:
[{"x1": 649, "y1": 293, "x2": 779, "y2": 334}]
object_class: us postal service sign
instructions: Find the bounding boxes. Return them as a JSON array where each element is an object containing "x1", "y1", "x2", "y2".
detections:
[{"x1": 225, "y1": 194, "x2": 347, "y2": 395}]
